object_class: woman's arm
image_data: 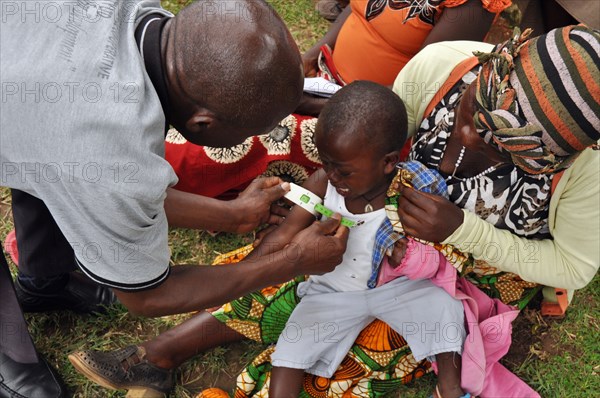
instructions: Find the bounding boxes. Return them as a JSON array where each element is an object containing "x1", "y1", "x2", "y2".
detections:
[
  {"x1": 421, "y1": 0, "x2": 497, "y2": 49},
  {"x1": 444, "y1": 149, "x2": 599, "y2": 290},
  {"x1": 398, "y1": 150, "x2": 600, "y2": 290},
  {"x1": 302, "y1": 6, "x2": 352, "y2": 76},
  {"x1": 295, "y1": 7, "x2": 352, "y2": 115}
]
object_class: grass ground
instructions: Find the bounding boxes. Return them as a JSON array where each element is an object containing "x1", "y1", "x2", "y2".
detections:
[{"x1": 1, "y1": 1, "x2": 598, "y2": 397}]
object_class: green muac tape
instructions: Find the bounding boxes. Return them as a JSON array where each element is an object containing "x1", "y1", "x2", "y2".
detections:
[
  {"x1": 314, "y1": 203, "x2": 358, "y2": 228},
  {"x1": 284, "y1": 183, "x2": 359, "y2": 228}
]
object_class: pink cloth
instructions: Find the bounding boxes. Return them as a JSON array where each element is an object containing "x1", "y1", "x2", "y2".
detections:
[
  {"x1": 3, "y1": 229, "x2": 18, "y2": 265},
  {"x1": 378, "y1": 239, "x2": 540, "y2": 397}
]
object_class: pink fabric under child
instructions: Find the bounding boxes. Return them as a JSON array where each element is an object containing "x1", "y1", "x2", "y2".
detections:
[{"x1": 377, "y1": 239, "x2": 540, "y2": 397}]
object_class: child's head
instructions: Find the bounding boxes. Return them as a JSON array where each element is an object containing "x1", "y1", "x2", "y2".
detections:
[{"x1": 315, "y1": 81, "x2": 408, "y2": 199}]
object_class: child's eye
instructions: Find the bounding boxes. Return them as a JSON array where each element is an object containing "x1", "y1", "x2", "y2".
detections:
[{"x1": 338, "y1": 171, "x2": 351, "y2": 177}]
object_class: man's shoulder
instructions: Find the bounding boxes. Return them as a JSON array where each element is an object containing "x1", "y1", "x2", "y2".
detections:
[{"x1": 133, "y1": 0, "x2": 173, "y2": 25}]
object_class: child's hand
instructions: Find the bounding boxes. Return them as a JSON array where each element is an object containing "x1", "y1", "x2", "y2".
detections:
[
  {"x1": 253, "y1": 224, "x2": 279, "y2": 248},
  {"x1": 387, "y1": 238, "x2": 408, "y2": 268}
]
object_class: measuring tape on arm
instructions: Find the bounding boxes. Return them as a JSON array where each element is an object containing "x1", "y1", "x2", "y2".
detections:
[{"x1": 284, "y1": 183, "x2": 358, "y2": 228}]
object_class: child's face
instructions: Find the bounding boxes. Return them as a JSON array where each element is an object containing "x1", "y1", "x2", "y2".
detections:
[{"x1": 316, "y1": 128, "x2": 396, "y2": 200}]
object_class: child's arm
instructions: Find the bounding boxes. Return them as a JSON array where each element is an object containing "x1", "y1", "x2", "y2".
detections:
[
  {"x1": 245, "y1": 169, "x2": 329, "y2": 261},
  {"x1": 385, "y1": 239, "x2": 442, "y2": 280},
  {"x1": 387, "y1": 238, "x2": 409, "y2": 268},
  {"x1": 377, "y1": 239, "x2": 443, "y2": 286}
]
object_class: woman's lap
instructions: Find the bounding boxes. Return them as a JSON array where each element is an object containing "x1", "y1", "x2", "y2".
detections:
[{"x1": 210, "y1": 276, "x2": 431, "y2": 397}]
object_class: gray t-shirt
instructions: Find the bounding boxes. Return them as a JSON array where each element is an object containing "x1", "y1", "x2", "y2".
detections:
[{"x1": 0, "y1": 0, "x2": 178, "y2": 290}]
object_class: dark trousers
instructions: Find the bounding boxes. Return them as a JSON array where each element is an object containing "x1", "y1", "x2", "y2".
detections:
[
  {"x1": 0, "y1": 249, "x2": 37, "y2": 363},
  {"x1": 11, "y1": 189, "x2": 75, "y2": 278}
]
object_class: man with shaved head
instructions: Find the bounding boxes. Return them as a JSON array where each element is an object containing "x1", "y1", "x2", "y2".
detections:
[
  {"x1": 0, "y1": 1, "x2": 348, "y2": 396},
  {"x1": 163, "y1": 1, "x2": 303, "y2": 147}
]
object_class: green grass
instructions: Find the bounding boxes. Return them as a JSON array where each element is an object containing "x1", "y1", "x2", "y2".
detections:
[
  {"x1": 514, "y1": 278, "x2": 600, "y2": 396},
  {"x1": 1, "y1": 1, "x2": 598, "y2": 397}
]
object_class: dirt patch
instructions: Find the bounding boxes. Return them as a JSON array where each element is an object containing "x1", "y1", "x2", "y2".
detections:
[
  {"x1": 182, "y1": 340, "x2": 266, "y2": 395},
  {"x1": 502, "y1": 308, "x2": 539, "y2": 369},
  {"x1": 502, "y1": 301, "x2": 581, "y2": 372}
]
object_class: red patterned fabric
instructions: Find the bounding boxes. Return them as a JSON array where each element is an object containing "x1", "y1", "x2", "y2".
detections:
[{"x1": 165, "y1": 114, "x2": 323, "y2": 199}]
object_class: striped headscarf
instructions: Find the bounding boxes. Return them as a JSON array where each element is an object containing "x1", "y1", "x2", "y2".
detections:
[{"x1": 473, "y1": 25, "x2": 600, "y2": 174}]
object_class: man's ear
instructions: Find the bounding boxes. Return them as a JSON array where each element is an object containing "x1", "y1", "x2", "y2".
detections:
[
  {"x1": 383, "y1": 151, "x2": 401, "y2": 174},
  {"x1": 185, "y1": 108, "x2": 216, "y2": 134}
]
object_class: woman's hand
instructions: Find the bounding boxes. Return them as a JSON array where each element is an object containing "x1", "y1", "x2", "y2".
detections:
[
  {"x1": 397, "y1": 185, "x2": 464, "y2": 242},
  {"x1": 302, "y1": 49, "x2": 320, "y2": 77}
]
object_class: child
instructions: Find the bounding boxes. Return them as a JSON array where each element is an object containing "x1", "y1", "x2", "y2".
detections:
[{"x1": 247, "y1": 81, "x2": 470, "y2": 398}]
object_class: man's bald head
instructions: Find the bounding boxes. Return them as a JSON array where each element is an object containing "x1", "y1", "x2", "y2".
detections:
[{"x1": 163, "y1": 0, "x2": 303, "y2": 147}]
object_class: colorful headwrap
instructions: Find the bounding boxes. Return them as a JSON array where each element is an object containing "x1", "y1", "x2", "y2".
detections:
[{"x1": 473, "y1": 25, "x2": 600, "y2": 174}]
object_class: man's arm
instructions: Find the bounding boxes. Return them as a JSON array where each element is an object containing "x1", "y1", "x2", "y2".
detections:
[
  {"x1": 112, "y1": 215, "x2": 348, "y2": 317},
  {"x1": 247, "y1": 169, "x2": 329, "y2": 259},
  {"x1": 164, "y1": 177, "x2": 289, "y2": 233}
]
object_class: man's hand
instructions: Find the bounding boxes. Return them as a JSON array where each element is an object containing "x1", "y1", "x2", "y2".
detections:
[
  {"x1": 230, "y1": 177, "x2": 290, "y2": 234},
  {"x1": 285, "y1": 214, "x2": 349, "y2": 275},
  {"x1": 115, "y1": 215, "x2": 348, "y2": 317},
  {"x1": 397, "y1": 185, "x2": 464, "y2": 242}
]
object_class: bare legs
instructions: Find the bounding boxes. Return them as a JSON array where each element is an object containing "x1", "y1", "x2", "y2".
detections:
[
  {"x1": 138, "y1": 313, "x2": 465, "y2": 398},
  {"x1": 269, "y1": 367, "x2": 305, "y2": 398},
  {"x1": 435, "y1": 352, "x2": 465, "y2": 398},
  {"x1": 141, "y1": 311, "x2": 245, "y2": 369},
  {"x1": 268, "y1": 354, "x2": 464, "y2": 397}
]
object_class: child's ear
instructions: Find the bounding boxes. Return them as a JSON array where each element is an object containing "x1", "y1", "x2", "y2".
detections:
[{"x1": 383, "y1": 151, "x2": 401, "y2": 174}]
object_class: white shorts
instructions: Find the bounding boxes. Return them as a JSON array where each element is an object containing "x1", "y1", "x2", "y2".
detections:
[{"x1": 271, "y1": 277, "x2": 465, "y2": 378}]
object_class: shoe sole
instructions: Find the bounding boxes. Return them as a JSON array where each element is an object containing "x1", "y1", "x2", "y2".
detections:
[{"x1": 68, "y1": 353, "x2": 166, "y2": 398}]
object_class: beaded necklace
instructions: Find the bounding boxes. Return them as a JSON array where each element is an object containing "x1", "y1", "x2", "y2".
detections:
[{"x1": 448, "y1": 145, "x2": 502, "y2": 182}]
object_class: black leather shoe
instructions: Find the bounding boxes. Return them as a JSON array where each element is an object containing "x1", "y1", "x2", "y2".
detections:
[
  {"x1": 0, "y1": 352, "x2": 67, "y2": 398},
  {"x1": 15, "y1": 272, "x2": 117, "y2": 314}
]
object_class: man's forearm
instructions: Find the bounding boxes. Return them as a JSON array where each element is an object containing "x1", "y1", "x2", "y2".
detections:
[
  {"x1": 164, "y1": 187, "x2": 237, "y2": 231},
  {"x1": 113, "y1": 250, "x2": 299, "y2": 317},
  {"x1": 117, "y1": 212, "x2": 349, "y2": 317}
]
